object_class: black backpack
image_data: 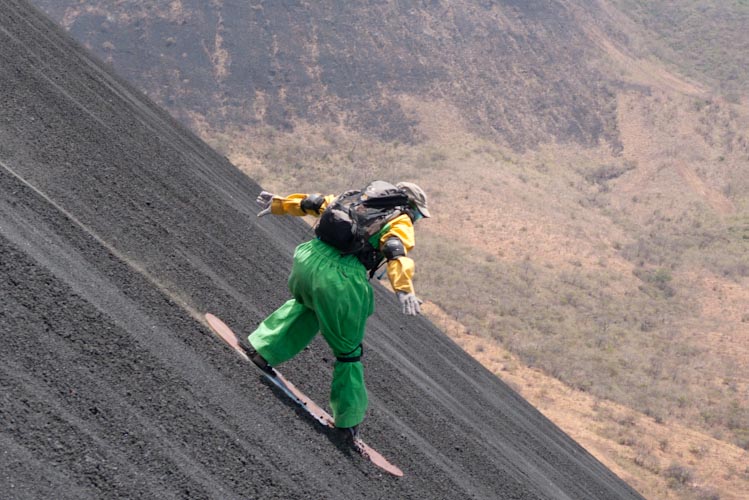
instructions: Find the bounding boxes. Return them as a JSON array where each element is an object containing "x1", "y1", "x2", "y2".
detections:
[{"x1": 315, "y1": 181, "x2": 410, "y2": 271}]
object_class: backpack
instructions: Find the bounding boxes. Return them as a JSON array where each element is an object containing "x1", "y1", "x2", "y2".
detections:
[{"x1": 315, "y1": 181, "x2": 411, "y2": 271}]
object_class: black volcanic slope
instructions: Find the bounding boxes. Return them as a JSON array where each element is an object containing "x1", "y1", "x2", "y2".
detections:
[
  {"x1": 34, "y1": 0, "x2": 621, "y2": 150},
  {"x1": 0, "y1": 1, "x2": 643, "y2": 498}
]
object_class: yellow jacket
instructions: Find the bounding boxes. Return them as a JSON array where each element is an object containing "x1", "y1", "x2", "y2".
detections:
[{"x1": 270, "y1": 193, "x2": 417, "y2": 294}]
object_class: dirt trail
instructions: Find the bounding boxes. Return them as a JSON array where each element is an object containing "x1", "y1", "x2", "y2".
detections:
[{"x1": 0, "y1": 1, "x2": 642, "y2": 498}]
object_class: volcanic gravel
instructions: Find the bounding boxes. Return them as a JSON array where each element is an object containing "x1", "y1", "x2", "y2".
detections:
[{"x1": 0, "y1": 1, "x2": 643, "y2": 498}]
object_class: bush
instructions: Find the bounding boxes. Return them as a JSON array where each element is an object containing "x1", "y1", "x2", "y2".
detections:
[
  {"x1": 664, "y1": 463, "x2": 694, "y2": 488},
  {"x1": 634, "y1": 449, "x2": 661, "y2": 474},
  {"x1": 734, "y1": 429, "x2": 749, "y2": 450},
  {"x1": 583, "y1": 163, "x2": 635, "y2": 187},
  {"x1": 692, "y1": 486, "x2": 721, "y2": 500}
]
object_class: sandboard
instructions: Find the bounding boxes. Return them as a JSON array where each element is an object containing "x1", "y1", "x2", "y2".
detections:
[{"x1": 205, "y1": 313, "x2": 403, "y2": 477}]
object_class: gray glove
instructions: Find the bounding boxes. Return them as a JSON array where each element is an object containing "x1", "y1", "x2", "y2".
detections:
[
  {"x1": 256, "y1": 191, "x2": 274, "y2": 217},
  {"x1": 397, "y1": 291, "x2": 422, "y2": 316}
]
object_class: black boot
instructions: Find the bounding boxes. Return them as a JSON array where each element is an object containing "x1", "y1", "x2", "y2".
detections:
[
  {"x1": 239, "y1": 342, "x2": 274, "y2": 375},
  {"x1": 338, "y1": 425, "x2": 363, "y2": 452}
]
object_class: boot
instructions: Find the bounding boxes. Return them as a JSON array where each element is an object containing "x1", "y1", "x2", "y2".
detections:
[
  {"x1": 239, "y1": 341, "x2": 274, "y2": 375},
  {"x1": 338, "y1": 425, "x2": 364, "y2": 453}
]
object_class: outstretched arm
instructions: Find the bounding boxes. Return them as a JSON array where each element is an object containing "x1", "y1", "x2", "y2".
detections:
[
  {"x1": 379, "y1": 214, "x2": 422, "y2": 315},
  {"x1": 256, "y1": 191, "x2": 335, "y2": 217}
]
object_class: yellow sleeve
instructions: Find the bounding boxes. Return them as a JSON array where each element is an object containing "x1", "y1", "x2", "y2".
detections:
[
  {"x1": 270, "y1": 193, "x2": 335, "y2": 217},
  {"x1": 386, "y1": 257, "x2": 415, "y2": 294},
  {"x1": 379, "y1": 214, "x2": 416, "y2": 294},
  {"x1": 378, "y1": 214, "x2": 415, "y2": 250}
]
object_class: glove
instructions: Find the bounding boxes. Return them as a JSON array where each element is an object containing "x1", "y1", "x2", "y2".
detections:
[
  {"x1": 256, "y1": 191, "x2": 274, "y2": 217},
  {"x1": 397, "y1": 291, "x2": 422, "y2": 316}
]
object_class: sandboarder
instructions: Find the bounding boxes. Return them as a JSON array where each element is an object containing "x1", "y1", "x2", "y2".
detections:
[{"x1": 247, "y1": 180, "x2": 430, "y2": 444}]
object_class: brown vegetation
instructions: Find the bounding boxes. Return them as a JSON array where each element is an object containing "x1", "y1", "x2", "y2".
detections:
[{"x1": 430, "y1": 301, "x2": 749, "y2": 500}]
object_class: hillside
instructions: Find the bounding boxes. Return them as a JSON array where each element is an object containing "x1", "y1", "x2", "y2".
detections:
[
  {"x1": 33, "y1": 0, "x2": 626, "y2": 150},
  {"x1": 608, "y1": 0, "x2": 749, "y2": 96},
  {"x1": 27, "y1": 0, "x2": 749, "y2": 498},
  {"x1": 0, "y1": 1, "x2": 644, "y2": 499}
]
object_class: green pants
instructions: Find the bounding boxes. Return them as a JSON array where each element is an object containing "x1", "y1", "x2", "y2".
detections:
[{"x1": 249, "y1": 239, "x2": 375, "y2": 428}]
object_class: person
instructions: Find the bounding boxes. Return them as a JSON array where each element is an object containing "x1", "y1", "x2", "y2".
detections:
[{"x1": 246, "y1": 181, "x2": 430, "y2": 444}]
